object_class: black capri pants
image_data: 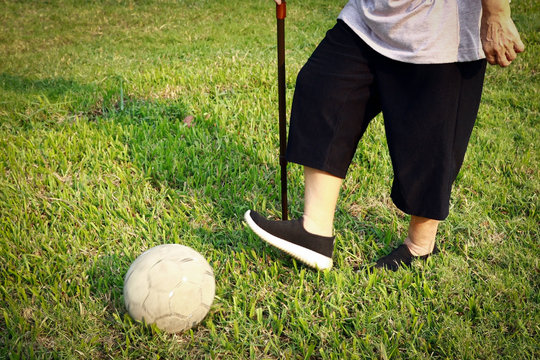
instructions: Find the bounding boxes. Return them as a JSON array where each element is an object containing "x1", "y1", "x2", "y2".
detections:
[{"x1": 286, "y1": 20, "x2": 487, "y2": 220}]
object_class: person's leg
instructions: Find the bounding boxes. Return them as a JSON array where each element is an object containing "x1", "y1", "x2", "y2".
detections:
[
  {"x1": 302, "y1": 166, "x2": 343, "y2": 237},
  {"x1": 245, "y1": 21, "x2": 381, "y2": 270},
  {"x1": 374, "y1": 215, "x2": 440, "y2": 271},
  {"x1": 404, "y1": 216, "x2": 439, "y2": 256},
  {"x1": 244, "y1": 167, "x2": 341, "y2": 270},
  {"x1": 376, "y1": 59, "x2": 486, "y2": 221},
  {"x1": 373, "y1": 58, "x2": 486, "y2": 270}
]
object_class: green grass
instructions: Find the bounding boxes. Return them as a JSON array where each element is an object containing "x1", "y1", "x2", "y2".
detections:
[{"x1": 1, "y1": 0, "x2": 538, "y2": 358}]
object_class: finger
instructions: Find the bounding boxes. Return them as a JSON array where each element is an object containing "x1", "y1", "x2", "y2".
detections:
[
  {"x1": 488, "y1": 47, "x2": 507, "y2": 67},
  {"x1": 486, "y1": 54, "x2": 497, "y2": 65},
  {"x1": 505, "y1": 47, "x2": 517, "y2": 62},
  {"x1": 483, "y1": 43, "x2": 497, "y2": 65},
  {"x1": 514, "y1": 38, "x2": 525, "y2": 53},
  {"x1": 496, "y1": 44, "x2": 514, "y2": 67},
  {"x1": 497, "y1": 54, "x2": 511, "y2": 67}
]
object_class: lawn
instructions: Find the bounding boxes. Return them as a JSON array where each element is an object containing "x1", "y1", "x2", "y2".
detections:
[{"x1": 0, "y1": 0, "x2": 538, "y2": 358}]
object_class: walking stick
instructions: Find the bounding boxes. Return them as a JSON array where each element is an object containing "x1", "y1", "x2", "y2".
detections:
[{"x1": 277, "y1": 1, "x2": 288, "y2": 220}]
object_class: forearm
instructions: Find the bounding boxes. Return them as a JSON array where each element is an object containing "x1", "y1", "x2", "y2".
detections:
[{"x1": 481, "y1": 0, "x2": 511, "y2": 16}]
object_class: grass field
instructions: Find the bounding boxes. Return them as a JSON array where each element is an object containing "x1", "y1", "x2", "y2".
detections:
[{"x1": 1, "y1": 0, "x2": 538, "y2": 358}]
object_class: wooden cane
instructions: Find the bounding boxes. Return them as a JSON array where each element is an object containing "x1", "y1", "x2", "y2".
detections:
[{"x1": 276, "y1": 1, "x2": 288, "y2": 221}]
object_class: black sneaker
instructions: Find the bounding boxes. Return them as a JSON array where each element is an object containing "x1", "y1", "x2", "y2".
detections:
[
  {"x1": 244, "y1": 210, "x2": 334, "y2": 270},
  {"x1": 374, "y1": 244, "x2": 439, "y2": 271}
]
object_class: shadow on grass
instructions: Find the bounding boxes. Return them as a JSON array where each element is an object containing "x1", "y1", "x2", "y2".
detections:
[
  {"x1": 0, "y1": 72, "x2": 130, "y2": 128},
  {"x1": 0, "y1": 72, "x2": 104, "y2": 112},
  {"x1": 1, "y1": 72, "x2": 400, "y2": 274},
  {"x1": 101, "y1": 97, "x2": 278, "y2": 235},
  {"x1": 95, "y1": 97, "x2": 403, "y2": 273},
  {"x1": 0, "y1": 72, "x2": 89, "y2": 97}
]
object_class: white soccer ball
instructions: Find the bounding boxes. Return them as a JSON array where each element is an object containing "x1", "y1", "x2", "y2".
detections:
[{"x1": 123, "y1": 244, "x2": 215, "y2": 333}]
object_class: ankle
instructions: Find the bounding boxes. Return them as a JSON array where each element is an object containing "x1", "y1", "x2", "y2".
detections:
[
  {"x1": 404, "y1": 237, "x2": 435, "y2": 257},
  {"x1": 302, "y1": 214, "x2": 334, "y2": 237}
]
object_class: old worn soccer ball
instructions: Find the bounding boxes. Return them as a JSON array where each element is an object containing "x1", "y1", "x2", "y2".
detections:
[{"x1": 123, "y1": 244, "x2": 215, "y2": 333}]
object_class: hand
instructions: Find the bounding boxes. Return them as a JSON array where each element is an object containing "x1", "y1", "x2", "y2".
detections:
[
  {"x1": 481, "y1": 11, "x2": 525, "y2": 67},
  {"x1": 274, "y1": 0, "x2": 282, "y2": 5}
]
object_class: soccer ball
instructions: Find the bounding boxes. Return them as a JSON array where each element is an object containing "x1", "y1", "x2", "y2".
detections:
[{"x1": 123, "y1": 244, "x2": 215, "y2": 333}]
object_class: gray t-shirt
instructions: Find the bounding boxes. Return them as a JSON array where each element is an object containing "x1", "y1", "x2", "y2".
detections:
[{"x1": 338, "y1": 0, "x2": 485, "y2": 64}]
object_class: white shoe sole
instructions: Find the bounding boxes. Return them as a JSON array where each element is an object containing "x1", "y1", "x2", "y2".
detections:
[{"x1": 244, "y1": 210, "x2": 333, "y2": 270}]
